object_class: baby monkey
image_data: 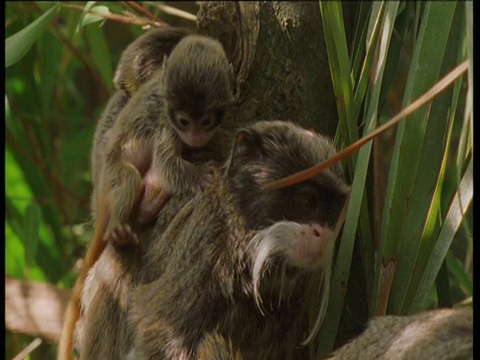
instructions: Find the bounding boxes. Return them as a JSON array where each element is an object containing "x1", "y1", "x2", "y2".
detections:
[
  {"x1": 100, "y1": 33, "x2": 234, "y2": 245},
  {"x1": 59, "y1": 28, "x2": 192, "y2": 360},
  {"x1": 57, "y1": 34, "x2": 233, "y2": 360},
  {"x1": 99, "y1": 35, "x2": 233, "y2": 246},
  {"x1": 91, "y1": 27, "x2": 192, "y2": 193}
]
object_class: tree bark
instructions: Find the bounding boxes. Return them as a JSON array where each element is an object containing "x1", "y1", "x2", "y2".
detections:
[{"x1": 197, "y1": 2, "x2": 339, "y2": 136}]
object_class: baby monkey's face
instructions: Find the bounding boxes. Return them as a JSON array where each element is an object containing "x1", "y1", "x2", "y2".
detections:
[
  {"x1": 163, "y1": 34, "x2": 234, "y2": 150},
  {"x1": 169, "y1": 108, "x2": 223, "y2": 149}
]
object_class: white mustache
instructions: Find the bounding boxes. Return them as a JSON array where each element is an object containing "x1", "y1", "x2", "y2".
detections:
[{"x1": 249, "y1": 220, "x2": 335, "y2": 345}]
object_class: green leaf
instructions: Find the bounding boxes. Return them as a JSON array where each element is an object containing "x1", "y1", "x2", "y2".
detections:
[
  {"x1": 409, "y1": 159, "x2": 473, "y2": 312},
  {"x1": 352, "y1": 2, "x2": 384, "y2": 124},
  {"x1": 6, "y1": 136, "x2": 68, "y2": 281},
  {"x1": 86, "y1": 25, "x2": 114, "y2": 91},
  {"x1": 350, "y1": 2, "x2": 371, "y2": 80},
  {"x1": 374, "y1": 1, "x2": 457, "y2": 314},
  {"x1": 387, "y1": 2, "x2": 466, "y2": 315},
  {"x1": 377, "y1": 5, "x2": 409, "y2": 111},
  {"x1": 319, "y1": 1, "x2": 357, "y2": 149},
  {"x1": 315, "y1": 2, "x2": 400, "y2": 356},
  {"x1": 446, "y1": 253, "x2": 472, "y2": 295},
  {"x1": 465, "y1": 2, "x2": 473, "y2": 127},
  {"x1": 5, "y1": 3, "x2": 60, "y2": 68},
  {"x1": 5, "y1": 146, "x2": 33, "y2": 210},
  {"x1": 39, "y1": 31, "x2": 62, "y2": 116},
  {"x1": 5, "y1": 221, "x2": 25, "y2": 278},
  {"x1": 76, "y1": 3, "x2": 111, "y2": 33},
  {"x1": 435, "y1": 259, "x2": 452, "y2": 308}
]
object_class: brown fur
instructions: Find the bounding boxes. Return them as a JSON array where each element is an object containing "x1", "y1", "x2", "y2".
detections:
[
  {"x1": 78, "y1": 121, "x2": 349, "y2": 359},
  {"x1": 198, "y1": 332, "x2": 243, "y2": 360},
  {"x1": 114, "y1": 27, "x2": 192, "y2": 96}
]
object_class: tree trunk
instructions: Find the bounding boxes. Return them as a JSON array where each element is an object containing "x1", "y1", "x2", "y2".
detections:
[{"x1": 197, "y1": 2, "x2": 338, "y2": 136}]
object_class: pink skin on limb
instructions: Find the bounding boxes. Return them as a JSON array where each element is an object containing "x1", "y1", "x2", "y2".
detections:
[{"x1": 137, "y1": 168, "x2": 171, "y2": 224}]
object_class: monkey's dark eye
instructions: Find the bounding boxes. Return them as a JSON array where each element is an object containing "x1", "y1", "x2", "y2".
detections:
[
  {"x1": 178, "y1": 117, "x2": 190, "y2": 128},
  {"x1": 201, "y1": 112, "x2": 216, "y2": 128},
  {"x1": 301, "y1": 193, "x2": 318, "y2": 211},
  {"x1": 201, "y1": 117, "x2": 213, "y2": 127},
  {"x1": 174, "y1": 111, "x2": 191, "y2": 129},
  {"x1": 293, "y1": 186, "x2": 322, "y2": 214}
]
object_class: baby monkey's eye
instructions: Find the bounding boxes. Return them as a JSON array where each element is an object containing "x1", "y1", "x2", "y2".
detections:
[
  {"x1": 174, "y1": 111, "x2": 191, "y2": 128},
  {"x1": 200, "y1": 113, "x2": 214, "y2": 127},
  {"x1": 201, "y1": 116, "x2": 213, "y2": 127},
  {"x1": 179, "y1": 117, "x2": 190, "y2": 127}
]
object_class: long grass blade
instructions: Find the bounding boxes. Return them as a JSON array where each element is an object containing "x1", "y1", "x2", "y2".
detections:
[
  {"x1": 391, "y1": 3, "x2": 468, "y2": 312},
  {"x1": 372, "y1": 2, "x2": 457, "y2": 315},
  {"x1": 409, "y1": 159, "x2": 473, "y2": 312},
  {"x1": 319, "y1": 1, "x2": 357, "y2": 147},
  {"x1": 314, "y1": 2, "x2": 400, "y2": 356},
  {"x1": 5, "y1": 3, "x2": 60, "y2": 68}
]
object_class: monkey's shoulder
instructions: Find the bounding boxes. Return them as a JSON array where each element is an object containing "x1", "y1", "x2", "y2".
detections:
[{"x1": 113, "y1": 93, "x2": 163, "y2": 136}]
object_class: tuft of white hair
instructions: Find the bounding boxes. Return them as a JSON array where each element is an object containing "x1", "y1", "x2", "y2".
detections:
[{"x1": 250, "y1": 221, "x2": 334, "y2": 340}]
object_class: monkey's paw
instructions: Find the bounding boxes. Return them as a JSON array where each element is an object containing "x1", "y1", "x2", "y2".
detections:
[
  {"x1": 200, "y1": 160, "x2": 219, "y2": 186},
  {"x1": 107, "y1": 224, "x2": 139, "y2": 249}
]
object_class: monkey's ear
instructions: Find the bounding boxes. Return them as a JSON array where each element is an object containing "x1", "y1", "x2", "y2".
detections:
[
  {"x1": 234, "y1": 129, "x2": 252, "y2": 145},
  {"x1": 232, "y1": 129, "x2": 263, "y2": 163}
]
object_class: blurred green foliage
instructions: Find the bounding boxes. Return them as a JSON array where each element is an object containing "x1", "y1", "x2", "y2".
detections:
[{"x1": 5, "y1": 2, "x2": 198, "y2": 358}]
